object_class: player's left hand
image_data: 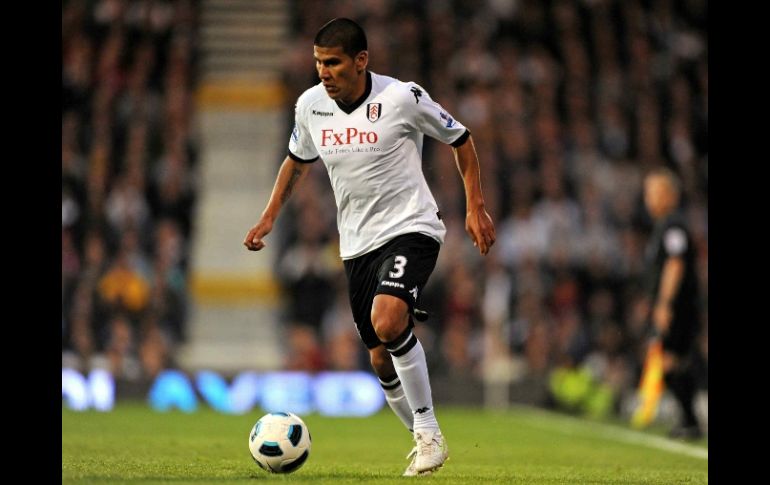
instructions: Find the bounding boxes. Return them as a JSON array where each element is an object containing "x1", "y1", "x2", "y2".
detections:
[{"x1": 466, "y1": 207, "x2": 496, "y2": 255}]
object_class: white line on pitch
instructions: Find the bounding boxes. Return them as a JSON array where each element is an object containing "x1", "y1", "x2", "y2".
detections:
[{"x1": 512, "y1": 405, "x2": 708, "y2": 460}]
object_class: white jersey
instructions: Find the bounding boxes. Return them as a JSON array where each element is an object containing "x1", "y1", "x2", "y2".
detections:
[{"x1": 288, "y1": 71, "x2": 469, "y2": 260}]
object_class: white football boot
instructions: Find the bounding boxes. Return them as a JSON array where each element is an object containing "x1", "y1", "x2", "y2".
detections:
[
  {"x1": 413, "y1": 430, "x2": 448, "y2": 474},
  {"x1": 403, "y1": 446, "x2": 435, "y2": 477},
  {"x1": 403, "y1": 446, "x2": 420, "y2": 476}
]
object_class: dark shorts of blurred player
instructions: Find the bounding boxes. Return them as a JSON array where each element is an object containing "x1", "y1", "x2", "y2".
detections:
[{"x1": 662, "y1": 304, "x2": 700, "y2": 356}]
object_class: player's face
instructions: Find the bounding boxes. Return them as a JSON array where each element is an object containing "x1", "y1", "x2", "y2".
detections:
[
  {"x1": 644, "y1": 176, "x2": 673, "y2": 219},
  {"x1": 314, "y1": 45, "x2": 367, "y2": 105}
]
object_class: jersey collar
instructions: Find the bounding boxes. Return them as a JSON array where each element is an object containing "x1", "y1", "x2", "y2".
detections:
[{"x1": 335, "y1": 71, "x2": 372, "y2": 114}]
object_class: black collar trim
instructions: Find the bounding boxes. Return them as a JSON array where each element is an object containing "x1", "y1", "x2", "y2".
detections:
[{"x1": 335, "y1": 71, "x2": 372, "y2": 114}]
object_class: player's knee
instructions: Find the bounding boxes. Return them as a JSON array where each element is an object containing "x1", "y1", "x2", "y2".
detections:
[{"x1": 371, "y1": 295, "x2": 409, "y2": 343}]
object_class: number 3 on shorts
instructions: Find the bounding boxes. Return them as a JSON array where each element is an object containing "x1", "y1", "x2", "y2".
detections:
[{"x1": 389, "y1": 255, "x2": 407, "y2": 278}]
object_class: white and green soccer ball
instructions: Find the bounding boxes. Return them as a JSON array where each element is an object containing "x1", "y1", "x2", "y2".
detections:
[{"x1": 248, "y1": 412, "x2": 311, "y2": 473}]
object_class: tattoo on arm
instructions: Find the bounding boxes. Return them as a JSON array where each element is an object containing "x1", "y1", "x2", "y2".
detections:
[{"x1": 281, "y1": 168, "x2": 303, "y2": 203}]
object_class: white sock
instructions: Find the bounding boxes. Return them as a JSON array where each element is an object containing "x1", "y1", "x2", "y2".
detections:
[
  {"x1": 379, "y1": 374, "x2": 413, "y2": 432},
  {"x1": 386, "y1": 330, "x2": 440, "y2": 433}
]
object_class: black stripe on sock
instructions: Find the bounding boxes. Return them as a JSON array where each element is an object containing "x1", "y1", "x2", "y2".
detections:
[
  {"x1": 379, "y1": 373, "x2": 401, "y2": 390},
  {"x1": 381, "y1": 380, "x2": 401, "y2": 390},
  {"x1": 390, "y1": 334, "x2": 418, "y2": 357},
  {"x1": 384, "y1": 327, "x2": 413, "y2": 352},
  {"x1": 379, "y1": 373, "x2": 399, "y2": 384}
]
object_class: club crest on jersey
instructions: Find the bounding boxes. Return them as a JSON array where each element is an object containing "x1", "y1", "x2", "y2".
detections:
[{"x1": 366, "y1": 103, "x2": 382, "y2": 123}]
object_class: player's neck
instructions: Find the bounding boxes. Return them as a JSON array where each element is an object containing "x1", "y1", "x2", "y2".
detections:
[
  {"x1": 336, "y1": 71, "x2": 371, "y2": 113},
  {"x1": 340, "y1": 71, "x2": 368, "y2": 105},
  {"x1": 655, "y1": 208, "x2": 676, "y2": 222}
]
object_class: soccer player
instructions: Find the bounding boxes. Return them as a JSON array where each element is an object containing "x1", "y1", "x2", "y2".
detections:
[
  {"x1": 642, "y1": 167, "x2": 703, "y2": 439},
  {"x1": 244, "y1": 18, "x2": 496, "y2": 475}
]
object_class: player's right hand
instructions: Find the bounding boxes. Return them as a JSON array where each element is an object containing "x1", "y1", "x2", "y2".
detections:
[
  {"x1": 243, "y1": 219, "x2": 273, "y2": 251},
  {"x1": 466, "y1": 207, "x2": 496, "y2": 256}
]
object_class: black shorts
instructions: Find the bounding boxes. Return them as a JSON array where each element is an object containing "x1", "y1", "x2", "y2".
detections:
[
  {"x1": 663, "y1": 305, "x2": 701, "y2": 356},
  {"x1": 343, "y1": 233, "x2": 440, "y2": 349}
]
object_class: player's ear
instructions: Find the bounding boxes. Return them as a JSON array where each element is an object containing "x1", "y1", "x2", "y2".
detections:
[{"x1": 355, "y1": 50, "x2": 368, "y2": 73}]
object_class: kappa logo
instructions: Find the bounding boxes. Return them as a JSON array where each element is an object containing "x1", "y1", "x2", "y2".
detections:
[
  {"x1": 410, "y1": 86, "x2": 422, "y2": 104},
  {"x1": 366, "y1": 103, "x2": 382, "y2": 122},
  {"x1": 312, "y1": 109, "x2": 334, "y2": 117},
  {"x1": 382, "y1": 280, "x2": 405, "y2": 289},
  {"x1": 415, "y1": 407, "x2": 430, "y2": 414},
  {"x1": 409, "y1": 286, "x2": 419, "y2": 301}
]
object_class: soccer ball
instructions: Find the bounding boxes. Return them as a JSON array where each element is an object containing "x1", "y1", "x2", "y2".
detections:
[{"x1": 248, "y1": 412, "x2": 311, "y2": 473}]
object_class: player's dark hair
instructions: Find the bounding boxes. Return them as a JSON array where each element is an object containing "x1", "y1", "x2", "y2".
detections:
[{"x1": 314, "y1": 18, "x2": 367, "y2": 59}]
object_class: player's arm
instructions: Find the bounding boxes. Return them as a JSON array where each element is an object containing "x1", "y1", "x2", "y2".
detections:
[
  {"x1": 452, "y1": 135, "x2": 496, "y2": 255},
  {"x1": 652, "y1": 256, "x2": 684, "y2": 335},
  {"x1": 243, "y1": 157, "x2": 311, "y2": 251}
]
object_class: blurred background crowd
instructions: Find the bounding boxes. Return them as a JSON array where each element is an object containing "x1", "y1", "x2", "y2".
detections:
[
  {"x1": 276, "y1": 0, "x2": 707, "y2": 417},
  {"x1": 62, "y1": 0, "x2": 706, "y2": 420},
  {"x1": 62, "y1": 0, "x2": 199, "y2": 379}
]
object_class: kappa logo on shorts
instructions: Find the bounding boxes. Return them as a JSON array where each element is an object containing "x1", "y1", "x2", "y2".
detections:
[
  {"x1": 382, "y1": 280, "x2": 405, "y2": 289},
  {"x1": 409, "y1": 286, "x2": 419, "y2": 301},
  {"x1": 366, "y1": 103, "x2": 382, "y2": 122}
]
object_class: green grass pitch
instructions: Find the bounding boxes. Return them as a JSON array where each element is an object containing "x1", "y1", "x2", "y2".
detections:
[{"x1": 62, "y1": 403, "x2": 707, "y2": 484}]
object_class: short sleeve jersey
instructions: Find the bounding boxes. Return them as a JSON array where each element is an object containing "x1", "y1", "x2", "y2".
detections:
[
  {"x1": 645, "y1": 211, "x2": 700, "y2": 316},
  {"x1": 288, "y1": 71, "x2": 469, "y2": 260}
]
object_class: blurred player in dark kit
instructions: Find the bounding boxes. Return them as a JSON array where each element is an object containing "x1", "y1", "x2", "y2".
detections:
[{"x1": 643, "y1": 167, "x2": 704, "y2": 439}]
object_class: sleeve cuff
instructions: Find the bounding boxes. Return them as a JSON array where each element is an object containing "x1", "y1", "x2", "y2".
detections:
[
  {"x1": 450, "y1": 129, "x2": 471, "y2": 148},
  {"x1": 288, "y1": 150, "x2": 319, "y2": 163}
]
